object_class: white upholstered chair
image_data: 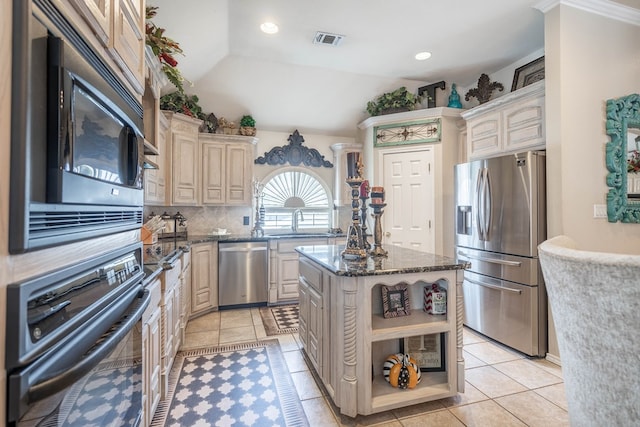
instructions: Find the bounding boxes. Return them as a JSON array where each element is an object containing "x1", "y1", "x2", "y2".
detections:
[{"x1": 538, "y1": 235, "x2": 640, "y2": 427}]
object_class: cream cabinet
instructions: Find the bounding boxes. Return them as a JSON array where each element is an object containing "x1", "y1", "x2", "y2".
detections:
[
  {"x1": 191, "y1": 242, "x2": 218, "y2": 316},
  {"x1": 144, "y1": 112, "x2": 169, "y2": 204},
  {"x1": 461, "y1": 80, "x2": 545, "y2": 160},
  {"x1": 180, "y1": 250, "x2": 192, "y2": 341},
  {"x1": 142, "y1": 277, "x2": 162, "y2": 427},
  {"x1": 297, "y1": 248, "x2": 465, "y2": 417},
  {"x1": 159, "y1": 257, "x2": 181, "y2": 399},
  {"x1": 65, "y1": 0, "x2": 145, "y2": 96},
  {"x1": 163, "y1": 112, "x2": 203, "y2": 206},
  {"x1": 268, "y1": 237, "x2": 330, "y2": 303},
  {"x1": 199, "y1": 134, "x2": 257, "y2": 206}
]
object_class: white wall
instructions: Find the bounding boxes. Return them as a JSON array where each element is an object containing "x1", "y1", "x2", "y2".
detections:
[{"x1": 545, "y1": 4, "x2": 640, "y2": 254}]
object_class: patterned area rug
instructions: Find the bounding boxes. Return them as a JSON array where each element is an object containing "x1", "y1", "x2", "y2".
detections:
[
  {"x1": 259, "y1": 305, "x2": 299, "y2": 335},
  {"x1": 151, "y1": 340, "x2": 308, "y2": 427}
]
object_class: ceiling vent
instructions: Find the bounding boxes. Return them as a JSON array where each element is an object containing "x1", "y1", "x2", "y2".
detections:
[{"x1": 313, "y1": 31, "x2": 345, "y2": 46}]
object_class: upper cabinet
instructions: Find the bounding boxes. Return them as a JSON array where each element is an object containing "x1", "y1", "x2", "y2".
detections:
[
  {"x1": 147, "y1": 114, "x2": 258, "y2": 207},
  {"x1": 65, "y1": 0, "x2": 145, "y2": 97},
  {"x1": 199, "y1": 133, "x2": 257, "y2": 206},
  {"x1": 461, "y1": 81, "x2": 545, "y2": 160},
  {"x1": 164, "y1": 112, "x2": 203, "y2": 206}
]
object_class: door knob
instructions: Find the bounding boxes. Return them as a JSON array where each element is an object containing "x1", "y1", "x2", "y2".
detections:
[{"x1": 385, "y1": 232, "x2": 391, "y2": 237}]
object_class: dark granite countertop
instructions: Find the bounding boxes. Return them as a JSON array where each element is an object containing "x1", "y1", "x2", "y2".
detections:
[
  {"x1": 295, "y1": 244, "x2": 470, "y2": 277},
  {"x1": 143, "y1": 232, "x2": 345, "y2": 267}
]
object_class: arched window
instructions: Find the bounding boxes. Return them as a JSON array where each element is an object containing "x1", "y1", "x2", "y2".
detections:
[{"x1": 262, "y1": 170, "x2": 330, "y2": 232}]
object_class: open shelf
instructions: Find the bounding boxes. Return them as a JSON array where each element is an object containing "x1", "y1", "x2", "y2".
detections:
[
  {"x1": 370, "y1": 372, "x2": 452, "y2": 412},
  {"x1": 371, "y1": 312, "x2": 448, "y2": 342}
]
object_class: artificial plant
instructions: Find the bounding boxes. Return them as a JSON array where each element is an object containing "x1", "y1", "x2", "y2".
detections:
[{"x1": 366, "y1": 87, "x2": 423, "y2": 116}]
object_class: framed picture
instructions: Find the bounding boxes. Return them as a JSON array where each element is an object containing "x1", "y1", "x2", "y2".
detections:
[
  {"x1": 401, "y1": 333, "x2": 446, "y2": 372},
  {"x1": 381, "y1": 283, "x2": 410, "y2": 318},
  {"x1": 511, "y1": 56, "x2": 545, "y2": 92}
]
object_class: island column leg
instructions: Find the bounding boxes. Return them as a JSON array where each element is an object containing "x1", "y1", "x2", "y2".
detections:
[
  {"x1": 340, "y1": 282, "x2": 358, "y2": 417},
  {"x1": 456, "y1": 269, "x2": 466, "y2": 393}
]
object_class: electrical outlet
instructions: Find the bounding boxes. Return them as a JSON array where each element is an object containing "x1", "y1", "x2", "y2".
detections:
[
  {"x1": 593, "y1": 204, "x2": 607, "y2": 218},
  {"x1": 243, "y1": 216, "x2": 250, "y2": 225}
]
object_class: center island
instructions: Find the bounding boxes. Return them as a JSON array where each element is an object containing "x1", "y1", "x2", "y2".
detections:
[{"x1": 295, "y1": 244, "x2": 470, "y2": 417}]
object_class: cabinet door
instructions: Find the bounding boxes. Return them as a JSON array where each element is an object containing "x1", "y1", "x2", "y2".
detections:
[
  {"x1": 503, "y1": 95, "x2": 545, "y2": 153},
  {"x1": 191, "y1": 243, "x2": 218, "y2": 315},
  {"x1": 298, "y1": 280, "x2": 309, "y2": 348},
  {"x1": 278, "y1": 255, "x2": 300, "y2": 301},
  {"x1": 225, "y1": 144, "x2": 251, "y2": 205},
  {"x1": 307, "y1": 286, "x2": 323, "y2": 372},
  {"x1": 110, "y1": 0, "x2": 144, "y2": 95},
  {"x1": 68, "y1": 0, "x2": 111, "y2": 46},
  {"x1": 146, "y1": 307, "x2": 161, "y2": 426},
  {"x1": 202, "y1": 142, "x2": 225, "y2": 204},
  {"x1": 162, "y1": 287, "x2": 175, "y2": 376},
  {"x1": 172, "y1": 132, "x2": 199, "y2": 205},
  {"x1": 467, "y1": 111, "x2": 502, "y2": 159},
  {"x1": 172, "y1": 280, "x2": 182, "y2": 353}
]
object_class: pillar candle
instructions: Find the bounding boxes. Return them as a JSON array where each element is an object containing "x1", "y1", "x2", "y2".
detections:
[
  {"x1": 370, "y1": 186, "x2": 385, "y2": 201},
  {"x1": 360, "y1": 180, "x2": 369, "y2": 198},
  {"x1": 346, "y1": 152, "x2": 360, "y2": 178}
]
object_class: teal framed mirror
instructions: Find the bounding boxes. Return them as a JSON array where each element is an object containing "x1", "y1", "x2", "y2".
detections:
[{"x1": 606, "y1": 93, "x2": 640, "y2": 222}]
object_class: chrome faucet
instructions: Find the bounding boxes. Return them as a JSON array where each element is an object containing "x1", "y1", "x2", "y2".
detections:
[{"x1": 292, "y1": 209, "x2": 304, "y2": 232}]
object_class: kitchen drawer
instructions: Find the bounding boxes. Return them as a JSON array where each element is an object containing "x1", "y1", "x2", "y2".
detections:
[
  {"x1": 142, "y1": 278, "x2": 162, "y2": 323},
  {"x1": 299, "y1": 257, "x2": 323, "y2": 293},
  {"x1": 161, "y1": 259, "x2": 182, "y2": 291},
  {"x1": 456, "y1": 247, "x2": 541, "y2": 286}
]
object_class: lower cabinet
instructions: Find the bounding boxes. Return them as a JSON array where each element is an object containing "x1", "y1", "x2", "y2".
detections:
[
  {"x1": 298, "y1": 253, "x2": 464, "y2": 417},
  {"x1": 142, "y1": 277, "x2": 162, "y2": 427},
  {"x1": 298, "y1": 257, "x2": 326, "y2": 376},
  {"x1": 269, "y1": 237, "x2": 329, "y2": 303},
  {"x1": 180, "y1": 250, "x2": 192, "y2": 343},
  {"x1": 191, "y1": 242, "x2": 218, "y2": 316},
  {"x1": 159, "y1": 257, "x2": 181, "y2": 399}
]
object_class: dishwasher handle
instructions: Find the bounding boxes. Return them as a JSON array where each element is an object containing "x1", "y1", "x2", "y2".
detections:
[{"x1": 218, "y1": 246, "x2": 267, "y2": 253}]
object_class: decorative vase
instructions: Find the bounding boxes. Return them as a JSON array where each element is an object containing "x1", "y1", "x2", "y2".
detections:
[{"x1": 447, "y1": 83, "x2": 463, "y2": 108}]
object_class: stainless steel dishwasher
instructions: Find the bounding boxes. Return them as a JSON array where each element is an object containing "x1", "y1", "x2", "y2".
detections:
[{"x1": 218, "y1": 241, "x2": 268, "y2": 307}]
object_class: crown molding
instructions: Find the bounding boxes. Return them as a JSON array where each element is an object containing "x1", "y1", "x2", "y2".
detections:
[{"x1": 534, "y1": 0, "x2": 640, "y2": 26}]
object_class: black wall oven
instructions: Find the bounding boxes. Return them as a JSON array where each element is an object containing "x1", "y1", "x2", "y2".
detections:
[
  {"x1": 5, "y1": 243, "x2": 150, "y2": 426},
  {"x1": 9, "y1": 0, "x2": 145, "y2": 253}
]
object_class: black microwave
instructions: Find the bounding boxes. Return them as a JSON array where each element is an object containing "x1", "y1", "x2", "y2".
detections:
[{"x1": 9, "y1": 0, "x2": 144, "y2": 253}]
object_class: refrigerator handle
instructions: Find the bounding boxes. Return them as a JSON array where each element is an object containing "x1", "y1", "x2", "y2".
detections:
[
  {"x1": 483, "y1": 168, "x2": 492, "y2": 240},
  {"x1": 475, "y1": 168, "x2": 485, "y2": 240},
  {"x1": 465, "y1": 277, "x2": 523, "y2": 294}
]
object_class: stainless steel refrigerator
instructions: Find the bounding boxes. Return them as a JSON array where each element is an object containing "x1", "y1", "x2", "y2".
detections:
[{"x1": 454, "y1": 150, "x2": 547, "y2": 357}]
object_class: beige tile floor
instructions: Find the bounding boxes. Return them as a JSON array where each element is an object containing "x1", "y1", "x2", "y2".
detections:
[{"x1": 181, "y1": 308, "x2": 569, "y2": 427}]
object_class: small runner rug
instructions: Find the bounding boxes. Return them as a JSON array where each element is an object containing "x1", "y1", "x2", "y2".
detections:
[
  {"x1": 259, "y1": 305, "x2": 299, "y2": 335},
  {"x1": 151, "y1": 339, "x2": 308, "y2": 427}
]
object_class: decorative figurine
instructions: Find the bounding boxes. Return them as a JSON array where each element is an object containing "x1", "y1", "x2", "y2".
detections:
[
  {"x1": 465, "y1": 74, "x2": 504, "y2": 105},
  {"x1": 447, "y1": 83, "x2": 463, "y2": 108}
]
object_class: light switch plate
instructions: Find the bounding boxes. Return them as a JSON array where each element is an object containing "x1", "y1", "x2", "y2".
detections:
[{"x1": 593, "y1": 204, "x2": 607, "y2": 218}]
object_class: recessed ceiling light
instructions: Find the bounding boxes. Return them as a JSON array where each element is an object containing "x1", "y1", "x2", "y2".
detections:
[
  {"x1": 260, "y1": 22, "x2": 279, "y2": 34},
  {"x1": 415, "y1": 51, "x2": 432, "y2": 61}
]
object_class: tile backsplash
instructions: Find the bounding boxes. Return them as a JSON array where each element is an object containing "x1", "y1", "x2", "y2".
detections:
[
  {"x1": 144, "y1": 205, "x2": 253, "y2": 236},
  {"x1": 144, "y1": 205, "x2": 353, "y2": 236}
]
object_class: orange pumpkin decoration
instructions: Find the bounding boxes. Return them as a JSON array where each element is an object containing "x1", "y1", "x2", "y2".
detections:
[{"x1": 382, "y1": 353, "x2": 421, "y2": 389}]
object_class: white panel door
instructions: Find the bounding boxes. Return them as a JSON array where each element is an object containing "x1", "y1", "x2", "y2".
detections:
[{"x1": 382, "y1": 149, "x2": 435, "y2": 252}]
